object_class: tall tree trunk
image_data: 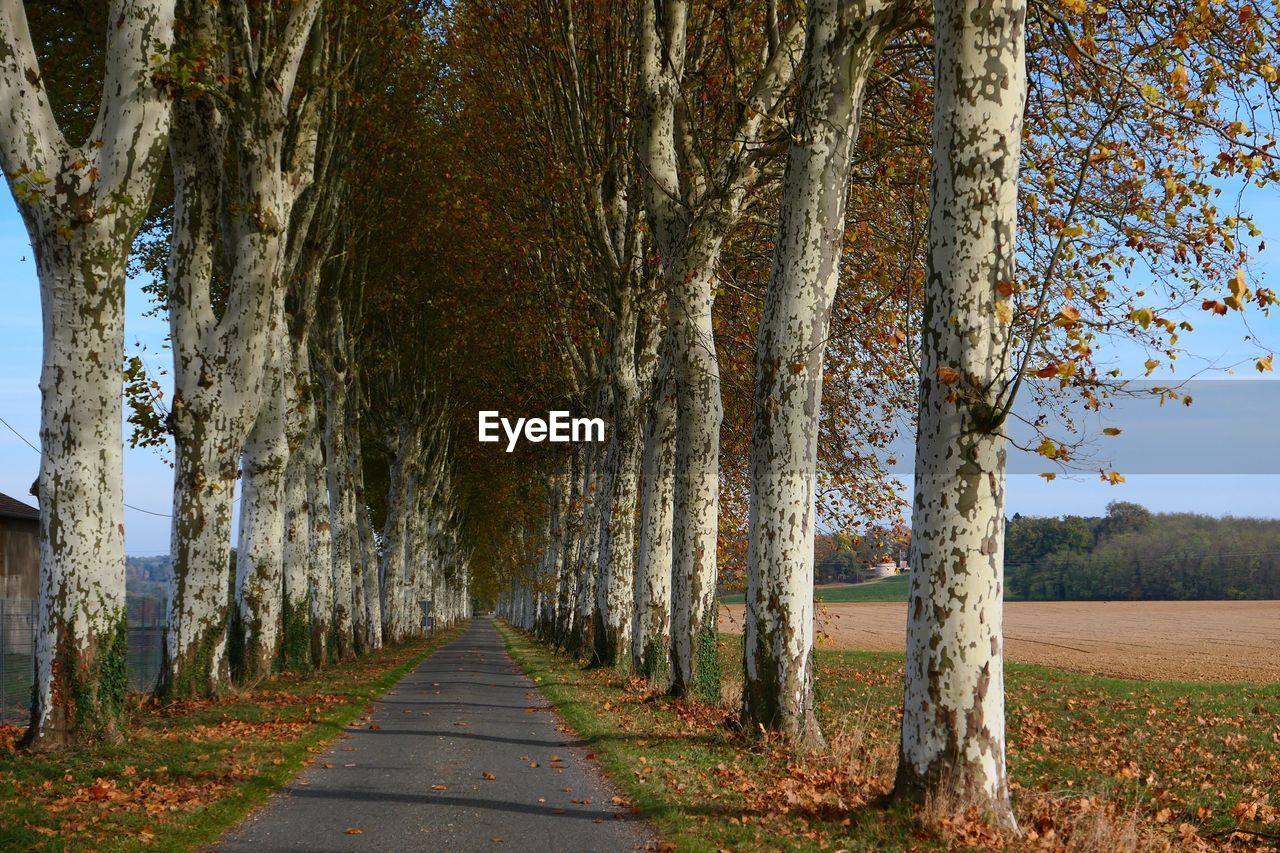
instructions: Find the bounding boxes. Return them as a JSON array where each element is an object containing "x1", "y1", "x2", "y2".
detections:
[
  {"x1": 162, "y1": 408, "x2": 236, "y2": 699},
  {"x1": 0, "y1": 0, "x2": 176, "y2": 747},
  {"x1": 234, "y1": 341, "x2": 290, "y2": 681},
  {"x1": 30, "y1": 243, "x2": 133, "y2": 744},
  {"x1": 160, "y1": 0, "x2": 323, "y2": 699},
  {"x1": 632, "y1": 350, "x2": 676, "y2": 685},
  {"x1": 281, "y1": 352, "x2": 314, "y2": 671},
  {"x1": 323, "y1": 363, "x2": 357, "y2": 659},
  {"x1": 635, "y1": 0, "x2": 804, "y2": 705},
  {"x1": 554, "y1": 450, "x2": 583, "y2": 646},
  {"x1": 305, "y1": 413, "x2": 336, "y2": 657},
  {"x1": 594, "y1": 301, "x2": 645, "y2": 669},
  {"x1": 743, "y1": 0, "x2": 894, "y2": 749},
  {"x1": 667, "y1": 258, "x2": 722, "y2": 702},
  {"x1": 893, "y1": 0, "x2": 1026, "y2": 828},
  {"x1": 380, "y1": 421, "x2": 419, "y2": 644},
  {"x1": 571, "y1": 438, "x2": 604, "y2": 656}
]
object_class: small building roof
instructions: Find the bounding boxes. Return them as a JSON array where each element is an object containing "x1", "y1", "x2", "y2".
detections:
[{"x1": 0, "y1": 492, "x2": 39, "y2": 522}]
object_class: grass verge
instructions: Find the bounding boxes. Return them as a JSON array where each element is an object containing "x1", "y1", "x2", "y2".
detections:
[
  {"x1": 498, "y1": 623, "x2": 1279, "y2": 851},
  {"x1": 721, "y1": 575, "x2": 912, "y2": 605},
  {"x1": 0, "y1": 624, "x2": 465, "y2": 851}
]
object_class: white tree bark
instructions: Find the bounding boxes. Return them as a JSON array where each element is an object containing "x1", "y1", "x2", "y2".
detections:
[
  {"x1": 593, "y1": 296, "x2": 645, "y2": 668},
  {"x1": 636, "y1": 0, "x2": 803, "y2": 702},
  {"x1": 572, "y1": 433, "x2": 604, "y2": 655},
  {"x1": 0, "y1": 0, "x2": 175, "y2": 746},
  {"x1": 379, "y1": 419, "x2": 421, "y2": 644},
  {"x1": 743, "y1": 0, "x2": 898, "y2": 749},
  {"x1": 234, "y1": 337, "x2": 289, "y2": 681},
  {"x1": 894, "y1": 0, "x2": 1026, "y2": 827},
  {"x1": 321, "y1": 353, "x2": 357, "y2": 659},
  {"x1": 351, "y1": 387, "x2": 381, "y2": 649},
  {"x1": 632, "y1": 349, "x2": 676, "y2": 685},
  {"x1": 161, "y1": 0, "x2": 323, "y2": 698},
  {"x1": 554, "y1": 450, "x2": 583, "y2": 646},
  {"x1": 280, "y1": 349, "x2": 314, "y2": 670}
]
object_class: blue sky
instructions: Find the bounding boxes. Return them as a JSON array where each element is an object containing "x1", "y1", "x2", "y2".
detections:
[{"x1": 1, "y1": 182, "x2": 1278, "y2": 554}]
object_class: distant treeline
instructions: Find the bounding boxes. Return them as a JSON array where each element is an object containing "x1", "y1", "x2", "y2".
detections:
[{"x1": 1006, "y1": 502, "x2": 1280, "y2": 600}]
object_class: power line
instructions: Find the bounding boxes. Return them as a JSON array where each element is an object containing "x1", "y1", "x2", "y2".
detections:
[
  {"x1": 0, "y1": 413, "x2": 174, "y2": 518},
  {"x1": 0, "y1": 414, "x2": 38, "y2": 452}
]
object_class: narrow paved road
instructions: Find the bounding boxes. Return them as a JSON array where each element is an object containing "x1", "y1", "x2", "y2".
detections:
[{"x1": 218, "y1": 618, "x2": 653, "y2": 852}]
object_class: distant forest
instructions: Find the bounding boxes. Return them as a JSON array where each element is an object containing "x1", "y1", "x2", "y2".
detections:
[{"x1": 1006, "y1": 502, "x2": 1280, "y2": 600}]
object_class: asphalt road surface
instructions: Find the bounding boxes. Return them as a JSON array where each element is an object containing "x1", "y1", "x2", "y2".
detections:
[{"x1": 218, "y1": 618, "x2": 654, "y2": 852}]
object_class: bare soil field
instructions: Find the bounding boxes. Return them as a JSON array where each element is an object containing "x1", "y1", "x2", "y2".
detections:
[{"x1": 719, "y1": 600, "x2": 1280, "y2": 682}]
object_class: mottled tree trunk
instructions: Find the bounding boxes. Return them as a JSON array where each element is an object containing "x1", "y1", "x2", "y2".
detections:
[
  {"x1": 379, "y1": 421, "x2": 419, "y2": 644},
  {"x1": 234, "y1": 341, "x2": 289, "y2": 681},
  {"x1": 0, "y1": 0, "x2": 175, "y2": 747},
  {"x1": 572, "y1": 438, "x2": 604, "y2": 656},
  {"x1": 894, "y1": 0, "x2": 1026, "y2": 828},
  {"x1": 632, "y1": 351, "x2": 676, "y2": 685},
  {"x1": 554, "y1": 451, "x2": 583, "y2": 647},
  {"x1": 305, "y1": 412, "x2": 336, "y2": 657},
  {"x1": 280, "y1": 349, "x2": 314, "y2": 671},
  {"x1": 349, "y1": 398, "x2": 377, "y2": 653},
  {"x1": 162, "y1": 392, "x2": 238, "y2": 699},
  {"x1": 743, "y1": 0, "x2": 893, "y2": 749},
  {"x1": 636, "y1": 0, "x2": 805, "y2": 705},
  {"x1": 593, "y1": 301, "x2": 645, "y2": 670},
  {"x1": 30, "y1": 242, "x2": 134, "y2": 744},
  {"x1": 667, "y1": 259, "x2": 722, "y2": 702},
  {"x1": 159, "y1": 0, "x2": 323, "y2": 698},
  {"x1": 322, "y1": 365, "x2": 357, "y2": 659}
]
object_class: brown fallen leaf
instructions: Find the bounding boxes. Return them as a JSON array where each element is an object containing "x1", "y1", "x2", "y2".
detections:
[
  {"x1": 345, "y1": 827, "x2": 363, "y2": 835},
  {"x1": 322, "y1": 763, "x2": 334, "y2": 769},
  {"x1": 431, "y1": 784, "x2": 448, "y2": 790},
  {"x1": 482, "y1": 772, "x2": 496, "y2": 781}
]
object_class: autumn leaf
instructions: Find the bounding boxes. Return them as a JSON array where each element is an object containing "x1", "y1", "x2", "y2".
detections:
[
  {"x1": 345, "y1": 827, "x2": 363, "y2": 835},
  {"x1": 1256, "y1": 354, "x2": 1273, "y2": 373},
  {"x1": 1102, "y1": 427, "x2": 1121, "y2": 436},
  {"x1": 935, "y1": 366, "x2": 961, "y2": 385},
  {"x1": 482, "y1": 771, "x2": 496, "y2": 780}
]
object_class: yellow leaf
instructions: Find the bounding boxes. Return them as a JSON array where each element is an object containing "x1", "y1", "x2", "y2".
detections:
[
  {"x1": 1130, "y1": 307, "x2": 1153, "y2": 329},
  {"x1": 1037, "y1": 438, "x2": 1059, "y2": 459},
  {"x1": 1039, "y1": 472, "x2": 1057, "y2": 481},
  {"x1": 995, "y1": 301, "x2": 1013, "y2": 324},
  {"x1": 1102, "y1": 427, "x2": 1122, "y2": 436},
  {"x1": 1229, "y1": 267, "x2": 1251, "y2": 302},
  {"x1": 1257, "y1": 354, "x2": 1274, "y2": 373}
]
